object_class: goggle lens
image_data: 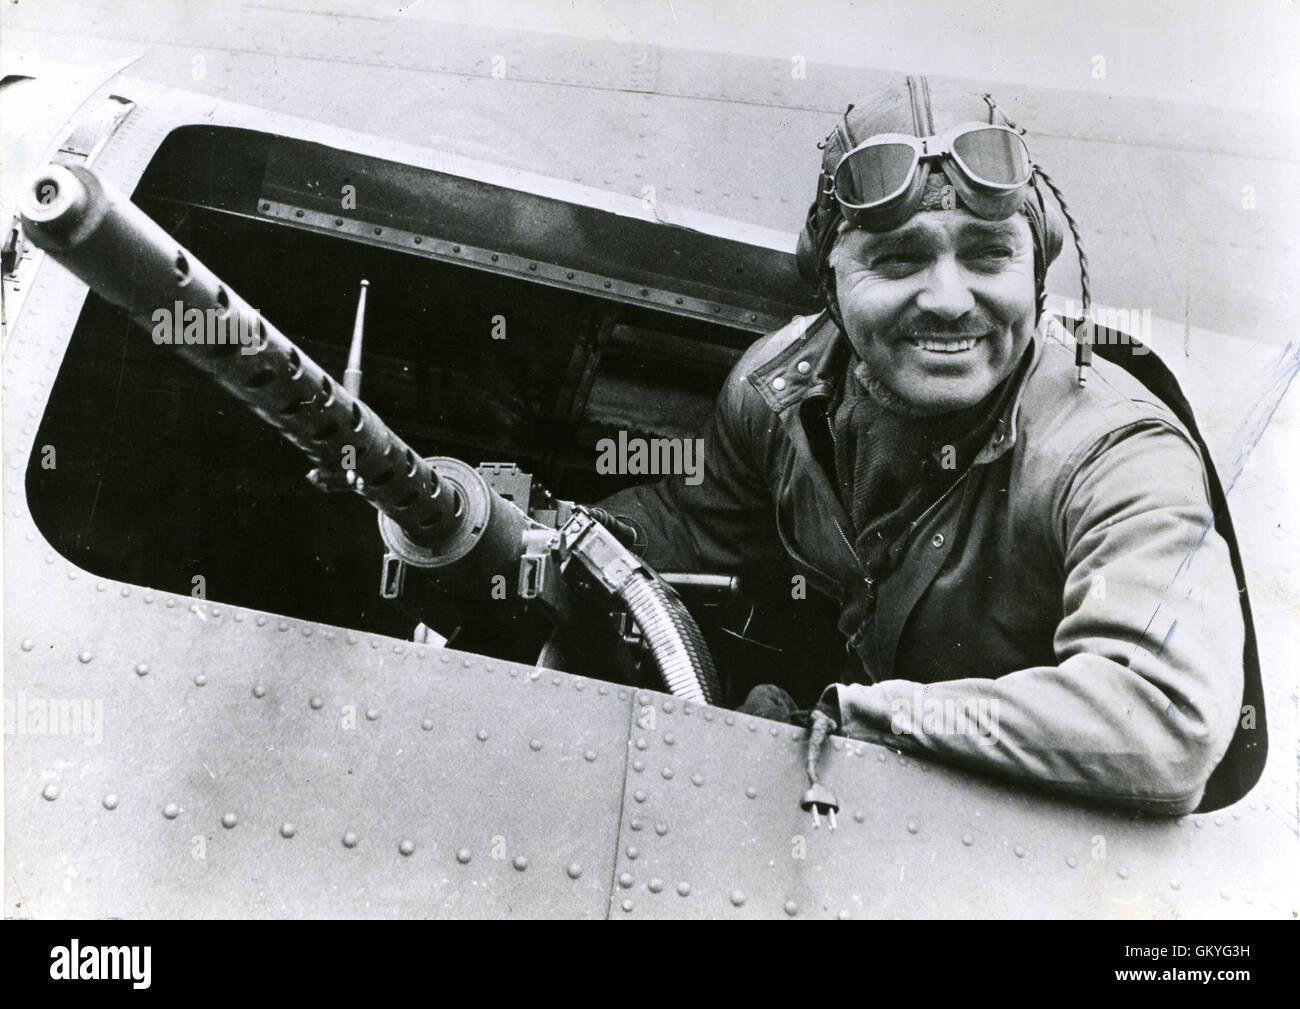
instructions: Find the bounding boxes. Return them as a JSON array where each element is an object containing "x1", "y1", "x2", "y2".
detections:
[
  {"x1": 951, "y1": 128, "x2": 1031, "y2": 186},
  {"x1": 833, "y1": 141, "x2": 917, "y2": 208}
]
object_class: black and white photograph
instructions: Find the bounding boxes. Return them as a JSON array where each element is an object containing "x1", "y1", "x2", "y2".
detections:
[{"x1": 2, "y1": 0, "x2": 1296, "y2": 935}]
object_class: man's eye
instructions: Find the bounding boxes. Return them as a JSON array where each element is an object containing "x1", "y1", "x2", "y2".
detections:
[
  {"x1": 968, "y1": 245, "x2": 1013, "y2": 261},
  {"x1": 871, "y1": 252, "x2": 923, "y2": 270}
]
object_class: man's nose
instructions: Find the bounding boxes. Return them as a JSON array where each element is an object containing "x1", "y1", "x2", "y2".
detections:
[{"x1": 914, "y1": 256, "x2": 976, "y2": 320}]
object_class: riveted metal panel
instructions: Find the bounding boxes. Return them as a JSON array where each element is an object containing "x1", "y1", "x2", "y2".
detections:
[
  {"x1": 4, "y1": 559, "x2": 634, "y2": 918},
  {"x1": 608, "y1": 691, "x2": 1291, "y2": 920}
]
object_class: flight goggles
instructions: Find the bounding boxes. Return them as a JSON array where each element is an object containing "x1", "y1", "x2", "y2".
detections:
[{"x1": 829, "y1": 122, "x2": 1033, "y2": 231}]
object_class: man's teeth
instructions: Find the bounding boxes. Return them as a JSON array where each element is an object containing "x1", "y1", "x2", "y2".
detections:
[{"x1": 908, "y1": 336, "x2": 981, "y2": 352}]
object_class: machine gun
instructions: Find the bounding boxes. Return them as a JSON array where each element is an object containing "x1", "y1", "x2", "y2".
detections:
[{"x1": 19, "y1": 163, "x2": 720, "y2": 705}]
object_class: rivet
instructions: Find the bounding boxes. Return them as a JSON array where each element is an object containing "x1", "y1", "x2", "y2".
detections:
[
  {"x1": 1170, "y1": 879, "x2": 1181, "y2": 890},
  {"x1": 931, "y1": 533, "x2": 945, "y2": 548},
  {"x1": 143, "y1": 592, "x2": 154, "y2": 603},
  {"x1": 663, "y1": 733, "x2": 676, "y2": 745},
  {"x1": 784, "y1": 900, "x2": 798, "y2": 916},
  {"x1": 130, "y1": 662, "x2": 148, "y2": 677},
  {"x1": 661, "y1": 767, "x2": 674, "y2": 780},
  {"x1": 796, "y1": 360, "x2": 811, "y2": 374},
  {"x1": 648, "y1": 878, "x2": 663, "y2": 893},
  {"x1": 1066, "y1": 856, "x2": 1078, "y2": 868},
  {"x1": 399, "y1": 840, "x2": 416, "y2": 856},
  {"x1": 78, "y1": 651, "x2": 93, "y2": 664},
  {"x1": 529, "y1": 263, "x2": 538, "y2": 271},
  {"x1": 470, "y1": 727, "x2": 485, "y2": 740},
  {"x1": 769, "y1": 727, "x2": 779, "y2": 737},
  {"x1": 163, "y1": 803, "x2": 180, "y2": 819},
  {"x1": 221, "y1": 813, "x2": 238, "y2": 829},
  {"x1": 626, "y1": 845, "x2": 639, "y2": 860},
  {"x1": 491, "y1": 253, "x2": 499, "y2": 262},
  {"x1": 906, "y1": 821, "x2": 918, "y2": 833},
  {"x1": 961, "y1": 833, "x2": 974, "y2": 846},
  {"x1": 745, "y1": 786, "x2": 757, "y2": 799},
  {"x1": 280, "y1": 823, "x2": 296, "y2": 838},
  {"x1": 725, "y1": 715, "x2": 735, "y2": 726},
  {"x1": 278, "y1": 621, "x2": 289, "y2": 632},
  {"x1": 676, "y1": 881, "x2": 691, "y2": 897},
  {"x1": 194, "y1": 673, "x2": 207, "y2": 687},
  {"x1": 877, "y1": 753, "x2": 886, "y2": 762},
  {"x1": 529, "y1": 738, "x2": 543, "y2": 751},
  {"x1": 584, "y1": 749, "x2": 597, "y2": 762},
  {"x1": 630, "y1": 819, "x2": 643, "y2": 831},
  {"x1": 1194, "y1": 819, "x2": 1203, "y2": 828},
  {"x1": 567, "y1": 272, "x2": 575, "y2": 280},
  {"x1": 119, "y1": 586, "x2": 130, "y2": 596},
  {"x1": 1214, "y1": 816, "x2": 1224, "y2": 826},
  {"x1": 456, "y1": 848, "x2": 472, "y2": 864},
  {"x1": 302, "y1": 627, "x2": 313, "y2": 637},
  {"x1": 310, "y1": 696, "x2": 324, "y2": 710},
  {"x1": 20, "y1": 639, "x2": 33, "y2": 651},
  {"x1": 604, "y1": 281, "x2": 612, "y2": 289},
  {"x1": 366, "y1": 708, "x2": 379, "y2": 721},
  {"x1": 771, "y1": 377, "x2": 787, "y2": 391},
  {"x1": 636, "y1": 738, "x2": 648, "y2": 750},
  {"x1": 730, "y1": 890, "x2": 746, "y2": 907},
  {"x1": 567, "y1": 862, "x2": 583, "y2": 879},
  {"x1": 621, "y1": 899, "x2": 634, "y2": 912},
  {"x1": 655, "y1": 823, "x2": 668, "y2": 836},
  {"x1": 96, "y1": 582, "x2": 106, "y2": 592},
  {"x1": 633, "y1": 760, "x2": 645, "y2": 772},
  {"x1": 662, "y1": 700, "x2": 675, "y2": 713},
  {"x1": 1014, "y1": 846, "x2": 1026, "y2": 858},
  {"x1": 253, "y1": 685, "x2": 266, "y2": 698},
  {"x1": 1117, "y1": 868, "x2": 1129, "y2": 879},
  {"x1": 102, "y1": 794, "x2": 118, "y2": 810},
  {"x1": 342, "y1": 832, "x2": 359, "y2": 848},
  {"x1": 633, "y1": 790, "x2": 647, "y2": 803},
  {"x1": 619, "y1": 872, "x2": 634, "y2": 888},
  {"x1": 42, "y1": 783, "x2": 60, "y2": 801},
  {"x1": 703, "y1": 710, "x2": 714, "y2": 721},
  {"x1": 691, "y1": 774, "x2": 705, "y2": 787},
  {"x1": 256, "y1": 615, "x2": 267, "y2": 626}
]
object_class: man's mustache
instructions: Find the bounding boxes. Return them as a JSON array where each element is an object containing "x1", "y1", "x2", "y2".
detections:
[{"x1": 890, "y1": 314, "x2": 999, "y2": 340}]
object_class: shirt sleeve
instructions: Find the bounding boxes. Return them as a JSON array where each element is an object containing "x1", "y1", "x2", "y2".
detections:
[
  {"x1": 827, "y1": 420, "x2": 1246, "y2": 815},
  {"x1": 594, "y1": 358, "x2": 785, "y2": 574}
]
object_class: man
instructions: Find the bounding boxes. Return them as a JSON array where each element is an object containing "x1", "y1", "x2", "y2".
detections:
[{"x1": 599, "y1": 76, "x2": 1261, "y2": 815}]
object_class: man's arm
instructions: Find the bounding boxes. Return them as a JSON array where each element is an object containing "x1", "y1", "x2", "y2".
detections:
[
  {"x1": 596, "y1": 356, "x2": 784, "y2": 574},
  {"x1": 827, "y1": 421, "x2": 1245, "y2": 815}
]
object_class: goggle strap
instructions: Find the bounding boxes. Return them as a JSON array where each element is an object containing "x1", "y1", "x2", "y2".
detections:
[{"x1": 1033, "y1": 165, "x2": 1093, "y2": 379}]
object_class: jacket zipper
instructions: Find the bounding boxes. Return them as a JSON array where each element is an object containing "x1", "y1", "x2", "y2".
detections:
[{"x1": 910, "y1": 469, "x2": 970, "y2": 536}]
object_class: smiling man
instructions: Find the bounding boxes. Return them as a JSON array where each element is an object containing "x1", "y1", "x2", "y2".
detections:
[{"x1": 598, "y1": 76, "x2": 1256, "y2": 815}]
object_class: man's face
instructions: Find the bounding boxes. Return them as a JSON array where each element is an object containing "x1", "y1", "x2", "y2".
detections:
[{"x1": 829, "y1": 209, "x2": 1038, "y2": 414}]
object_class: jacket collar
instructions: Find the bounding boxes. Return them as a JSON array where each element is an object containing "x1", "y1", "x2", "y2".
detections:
[{"x1": 747, "y1": 311, "x2": 1046, "y2": 467}]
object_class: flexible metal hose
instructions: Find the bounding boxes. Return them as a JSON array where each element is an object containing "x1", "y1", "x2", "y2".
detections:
[{"x1": 618, "y1": 571, "x2": 721, "y2": 705}]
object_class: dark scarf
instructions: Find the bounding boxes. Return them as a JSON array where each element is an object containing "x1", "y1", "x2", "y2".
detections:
[{"x1": 831, "y1": 349, "x2": 1027, "y2": 584}]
